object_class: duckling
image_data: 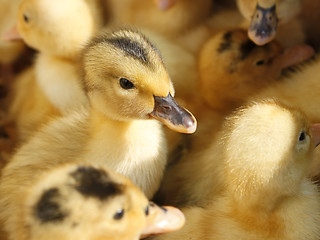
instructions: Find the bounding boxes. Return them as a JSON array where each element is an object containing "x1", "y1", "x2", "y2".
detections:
[
  {"x1": 198, "y1": 29, "x2": 314, "y2": 115},
  {"x1": 154, "y1": 30, "x2": 315, "y2": 205},
  {"x1": 0, "y1": 164, "x2": 185, "y2": 240},
  {"x1": 0, "y1": 28, "x2": 196, "y2": 206},
  {"x1": 4, "y1": 0, "x2": 105, "y2": 142},
  {"x1": 152, "y1": 100, "x2": 320, "y2": 240},
  {"x1": 237, "y1": 0, "x2": 303, "y2": 46}
]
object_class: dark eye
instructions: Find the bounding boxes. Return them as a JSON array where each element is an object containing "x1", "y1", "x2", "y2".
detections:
[
  {"x1": 145, "y1": 206, "x2": 149, "y2": 216},
  {"x1": 113, "y1": 209, "x2": 124, "y2": 220},
  {"x1": 298, "y1": 131, "x2": 306, "y2": 142},
  {"x1": 119, "y1": 78, "x2": 134, "y2": 89},
  {"x1": 23, "y1": 14, "x2": 29, "y2": 23},
  {"x1": 255, "y1": 60, "x2": 265, "y2": 66}
]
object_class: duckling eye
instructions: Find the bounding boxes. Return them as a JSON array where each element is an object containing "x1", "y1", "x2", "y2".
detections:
[
  {"x1": 113, "y1": 209, "x2": 125, "y2": 220},
  {"x1": 145, "y1": 206, "x2": 149, "y2": 216},
  {"x1": 298, "y1": 131, "x2": 306, "y2": 142},
  {"x1": 23, "y1": 14, "x2": 29, "y2": 23},
  {"x1": 119, "y1": 78, "x2": 134, "y2": 90},
  {"x1": 255, "y1": 60, "x2": 265, "y2": 66}
]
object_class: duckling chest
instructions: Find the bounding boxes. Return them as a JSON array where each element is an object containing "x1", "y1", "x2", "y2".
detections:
[{"x1": 83, "y1": 119, "x2": 167, "y2": 171}]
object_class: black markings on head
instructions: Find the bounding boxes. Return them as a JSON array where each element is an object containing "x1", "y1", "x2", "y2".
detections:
[
  {"x1": 71, "y1": 166, "x2": 123, "y2": 201},
  {"x1": 87, "y1": 29, "x2": 163, "y2": 69},
  {"x1": 35, "y1": 188, "x2": 68, "y2": 223},
  {"x1": 217, "y1": 31, "x2": 232, "y2": 53},
  {"x1": 239, "y1": 39, "x2": 257, "y2": 60}
]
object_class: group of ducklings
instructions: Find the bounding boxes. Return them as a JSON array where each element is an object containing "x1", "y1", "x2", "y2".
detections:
[{"x1": 0, "y1": 0, "x2": 320, "y2": 239}]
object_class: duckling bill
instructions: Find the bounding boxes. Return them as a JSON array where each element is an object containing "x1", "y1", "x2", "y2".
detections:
[
  {"x1": 248, "y1": 3, "x2": 278, "y2": 45},
  {"x1": 151, "y1": 93, "x2": 197, "y2": 134}
]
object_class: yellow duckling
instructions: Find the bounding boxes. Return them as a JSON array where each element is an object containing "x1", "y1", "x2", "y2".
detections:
[
  {"x1": 5, "y1": 0, "x2": 104, "y2": 142},
  {"x1": 152, "y1": 100, "x2": 320, "y2": 240},
  {"x1": 155, "y1": 30, "x2": 315, "y2": 205},
  {"x1": 0, "y1": 164, "x2": 185, "y2": 240},
  {"x1": 0, "y1": 28, "x2": 196, "y2": 209},
  {"x1": 237, "y1": 0, "x2": 302, "y2": 46}
]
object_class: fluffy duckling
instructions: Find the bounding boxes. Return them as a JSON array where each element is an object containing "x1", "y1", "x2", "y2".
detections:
[
  {"x1": 0, "y1": 164, "x2": 185, "y2": 240},
  {"x1": 4, "y1": 0, "x2": 104, "y2": 142},
  {"x1": 0, "y1": 28, "x2": 196, "y2": 202},
  {"x1": 152, "y1": 100, "x2": 320, "y2": 240},
  {"x1": 154, "y1": 29, "x2": 315, "y2": 204},
  {"x1": 237, "y1": 0, "x2": 302, "y2": 46}
]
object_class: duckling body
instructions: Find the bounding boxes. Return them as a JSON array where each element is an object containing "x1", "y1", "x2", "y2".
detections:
[
  {"x1": 237, "y1": 0, "x2": 303, "y2": 46},
  {"x1": 1, "y1": 163, "x2": 185, "y2": 240},
  {"x1": 155, "y1": 29, "x2": 315, "y2": 205},
  {"x1": 152, "y1": 100, "x2": 320, "y2": 240}
]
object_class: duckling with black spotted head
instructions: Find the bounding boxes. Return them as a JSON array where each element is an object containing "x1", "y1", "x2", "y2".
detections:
[{"x1": 12, "y1": 164, "x2": 185, "y2": 240}]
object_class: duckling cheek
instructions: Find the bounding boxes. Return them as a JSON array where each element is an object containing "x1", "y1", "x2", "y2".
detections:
[
  {"x1": 248, "y1": 4, "x2": 278, "y2": 46},
  {"x1": 150, "y1": 93, "x2": 197, "y2": 134}
]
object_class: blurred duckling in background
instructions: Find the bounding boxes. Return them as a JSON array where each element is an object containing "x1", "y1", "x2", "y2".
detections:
[
  {"x1": 5, "y1": 0, "x2": 104, "y2": 143},
  {"x1": 0, "y1": 164, "x2": 185, "y2": 240},
  {"x1": 0, "y1": 29, "x2": 197, "y2": 219},
  {"x1": 237, "y1": 0, "x2": 304, "y2": 46},
  {"x1": 152, "y1": 100, "x2": 320, "y2": 240}
]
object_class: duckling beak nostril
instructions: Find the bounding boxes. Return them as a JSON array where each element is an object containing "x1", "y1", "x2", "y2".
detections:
[
  {"x1": 248, "y1": 4, "x2": 277, "y2": 46},
  {"x1": 140, "y1": 202, "x2": 185, "y2": 238},
  {"x1": 150, "y1": 93, "x2": 197, "y2": 134},
  {"x1": 2, "y1": 24, "x2": 22, "y2": 42},
  {"x1": 310, "y1": 124, "x2": 320, "y2": 148}
]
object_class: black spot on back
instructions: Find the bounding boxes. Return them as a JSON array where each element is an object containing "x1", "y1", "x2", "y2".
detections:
[
  {"x1": 217, "y1": 31, "x2": 232, "y2": 53},
  {"x1": 35, "y1": 188, "x2": 68, "y2": 223},
  {"x1": 239, "y1": 39, "x2": 257, "y2": 60},
  {"x1": 71, "y1": 166, "x2": 123, "y2": 200}
]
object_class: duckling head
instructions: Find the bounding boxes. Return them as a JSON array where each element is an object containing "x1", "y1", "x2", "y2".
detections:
[
  {"x1": 237, "y1": 0, "x2": 301, "y2": 45},
  {"x1": 221, "y1": 100, "x2": 320, "y2": 202},
  {"x1": 82, "y1": 28, "x2": 197, "y2": 134},
  {"x1": 15, "y1": 0, "x2": 96, "y2": 57},
  {"x1": 198, "y1": 29, "x2": 314, "y2": 113},
  {"x1": 23, "y1": 164, "x2": 185, "y2": 240}
]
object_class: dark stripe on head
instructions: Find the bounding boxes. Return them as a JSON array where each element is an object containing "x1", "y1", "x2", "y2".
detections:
[
  {"x1": 70, "y1": 166, "x2": 123, "y2": 201},
  {"x1": 239, "y1": 39, "x2": 257, "y2": 59},
  {"x1": 217, "y1": 31, "x2": 232, "y2": 53},
  {"x1": 34, "y1": 188, "x2": 68, "y2": 223}
]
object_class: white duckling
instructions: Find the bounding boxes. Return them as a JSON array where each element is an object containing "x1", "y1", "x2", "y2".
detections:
[
  {"x1": 152, "y1": 100, "x2": 320, "y2": 240},
  {"x1": 237, "y1": 0, "x2": 303, "y2": 46},
  {"x1": 0, "y1": 164, "x2": 185, "y2": 240},
  {"x1": 0, "y1": 28, "x2": 196, "y2": 207}
]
